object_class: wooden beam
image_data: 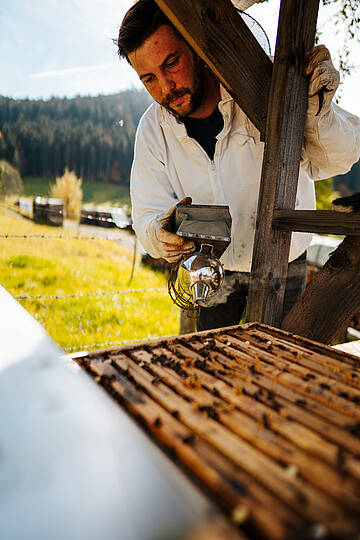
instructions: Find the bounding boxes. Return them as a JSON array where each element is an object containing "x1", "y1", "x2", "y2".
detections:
[
  {"x1": 273, "y1": 209, "x2": 360, "y2": 235},
  {"x1": 282, "y1": 235, "x2": 360, "y2": 344},
  {"x1": 154, "y1": 0, "x2": 272, "y2": 136},
  {"x1": 246, "y1": 0, "x2": 320, "y2": 326}
]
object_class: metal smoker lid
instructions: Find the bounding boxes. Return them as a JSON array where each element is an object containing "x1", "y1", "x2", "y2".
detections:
[{"x1": 174, "y1": 204, "x2": 232, "y2": 259}]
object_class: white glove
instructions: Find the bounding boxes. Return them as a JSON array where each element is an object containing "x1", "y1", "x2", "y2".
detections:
[
  {"x1": 152, "y1": 197, "x2": 195, "y2": 263},
  {"x1": 304, "y1": 45, "x2": 340, "y2": 117}
]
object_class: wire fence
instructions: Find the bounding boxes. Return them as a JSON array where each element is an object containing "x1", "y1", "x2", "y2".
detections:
[
  {"x1": 15, "y1": 287, "x2": 166, "y2": 301},
  {"x1": 63, "y1": 333, "x2": 174, "y2": 353},
  {"x1": 0, "y1": 234, "x2": 124, "y2": 241},
  {"x1": 1, "y1": 210, "x2": 174, "y2": 353}
]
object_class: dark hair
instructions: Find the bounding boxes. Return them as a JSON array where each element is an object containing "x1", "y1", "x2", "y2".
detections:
[{"x1": 117, "y1": 0, "x2": 173, "y2": 63}]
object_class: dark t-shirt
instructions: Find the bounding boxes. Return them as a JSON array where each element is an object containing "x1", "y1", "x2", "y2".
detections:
[{"x1": 182, "y1": 105, "x2": 223, "y2": 160}]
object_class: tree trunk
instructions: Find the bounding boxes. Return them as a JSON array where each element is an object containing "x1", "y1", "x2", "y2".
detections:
[{"x1": 282, "y1": 235, "x2": 360, "y2": 343}]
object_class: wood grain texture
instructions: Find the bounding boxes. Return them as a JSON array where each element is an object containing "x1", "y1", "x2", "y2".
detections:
[
  {"x1": 246, "y1": 0, "x2": 320, "y2": 326},
  {"x1": 154, "y1": 0, "x2": 272, "y2": 135},
  {"x1": 273, "y1": 209, "x2": 360, "y2": 234},
  {"x1": 282, "y1": 235, "x2": 360, "y2": 343},
  {"x1": 74, "y1": 323, "x2": 360, "y2": 539},
  {"x1": 104, "y1": 355, "x2": 356, "y2": 533}
]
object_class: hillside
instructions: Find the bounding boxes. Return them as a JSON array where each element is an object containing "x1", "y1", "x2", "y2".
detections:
[
  {"x1": 2, "y1": 89, "x2": 358, "y2": 196},
  {"x1": 0, "y1": 90, "x2": 152, "y2": 185},
  {"x1": 334, "y1": 159, "x2": 360, "y2": 195}
]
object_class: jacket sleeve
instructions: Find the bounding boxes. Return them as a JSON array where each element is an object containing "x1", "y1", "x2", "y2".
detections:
[
  {"x1": 302, "y1": 97, "x2": 360, "y2": 180},
  {"x1": 130, "y1": 113, "x2": 179, "y2": 258}
]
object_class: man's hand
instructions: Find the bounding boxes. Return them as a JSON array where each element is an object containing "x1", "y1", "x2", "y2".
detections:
[
  {"x1": 304, "y1": 45, "x2": 340, "y2": 116},
  {"x1": 153, "y1": 197, "x2": 195, "y2": 263}
]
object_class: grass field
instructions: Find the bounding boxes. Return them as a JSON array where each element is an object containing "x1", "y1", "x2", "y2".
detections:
[
  {"x1": 0, "y1": 206, "x2": 180, "y2": 352},
  {"x1": 22, "y1": 176, "x2": 131, "y2": 207}
]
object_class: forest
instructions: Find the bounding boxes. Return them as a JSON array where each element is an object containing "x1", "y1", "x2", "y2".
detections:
[
  {"x1": 0, "y1": 87, "x2": 359, "y2": 194},
  {"x1": 0, "y1": 90, "x2": 151, "y2": 184},
  {"x1": 334, "y1": 159, "x2": 360, "y2": 195}
]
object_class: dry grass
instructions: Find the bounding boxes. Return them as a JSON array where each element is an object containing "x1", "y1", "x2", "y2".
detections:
[{"x1": 50, "y1": 168, "x2": 83, "y2": 220}]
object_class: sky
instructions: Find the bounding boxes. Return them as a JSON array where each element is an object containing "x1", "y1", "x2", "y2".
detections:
[{"x1": 1, "y1": 0, "x2": 359, "y2": 116}]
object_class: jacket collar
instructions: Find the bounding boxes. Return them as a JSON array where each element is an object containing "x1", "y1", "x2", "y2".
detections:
[
  {"x1": 218, "y1": 86, "x2": 261, "y2": 143},
  {"x1": 158, "y1": 84, "x2": 260, "y2": 142}
]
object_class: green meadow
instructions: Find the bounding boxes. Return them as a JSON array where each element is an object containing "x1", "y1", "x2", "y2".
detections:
[{"x1": 0, "y1": 206, "x2": 180, "y2": 352}]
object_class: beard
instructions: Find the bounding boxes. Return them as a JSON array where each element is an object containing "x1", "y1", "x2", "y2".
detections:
[{"x1": 161, "y1": 55, "x2": 205, "y2": 118}]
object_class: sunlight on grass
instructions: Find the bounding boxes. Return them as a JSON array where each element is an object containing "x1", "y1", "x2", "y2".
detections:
[{"x1": 0, "y1": 207, "x2": 180, "y2": 351}]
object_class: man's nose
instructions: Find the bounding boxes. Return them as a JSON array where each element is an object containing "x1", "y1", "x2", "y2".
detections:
[{"x1": 159, "y1": 74, "x2": 175, "y2": 95}]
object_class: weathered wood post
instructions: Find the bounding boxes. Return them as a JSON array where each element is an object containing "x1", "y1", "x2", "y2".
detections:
[
  {"x1": 272, "y1": 207, "x2": 360, "y2": 342},
  {"x1": 282, "y1": 234, "x2": 360, "y2": 343},
  {"x1": 154, "y1": 0, "x2": 360, "y2": 340},
  {"x1": 246, "y1": 0, "x2": 320, "y2": 326},
  {"x1": 154, "y1": 0, "x2": 272, "y2": 138}
]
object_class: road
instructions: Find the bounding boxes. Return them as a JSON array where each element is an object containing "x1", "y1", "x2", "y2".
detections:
[
  {"x1": 63, "y1": 219, "x2": 143, "y2": 254},
  {"x1": 1, "y1": 205, "x2": 144, "y2": 257}
]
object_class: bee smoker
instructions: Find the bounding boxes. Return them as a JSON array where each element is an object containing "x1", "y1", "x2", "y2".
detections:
[{"x1": 168, "y1": 204, "x2": 232, "y2": 316}]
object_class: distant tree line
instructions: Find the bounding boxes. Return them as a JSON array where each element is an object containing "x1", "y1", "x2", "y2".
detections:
[
  {"x1": 0, "y1": 90, "x2": 151, "y2": 184},
  {"x1": 0, "y1": 87, "x2": 358, "y2": 194},
  {"x1": 0, "y1": 159, "x2": 22, "y2": 198},
  {"x1": 334, "y1": 159, "x2": 360, "y2": 195}
]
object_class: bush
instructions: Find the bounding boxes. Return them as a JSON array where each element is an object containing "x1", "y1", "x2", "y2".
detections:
[
  {"x1": 50, "y1": 168, "x2": 83, "y2": 221},
  {"x1": 315, "y1": 178, "x2": 340, "y2": 210},
  {"x1": 0, "y1": 160, "x2": 23, "y2": 199}
]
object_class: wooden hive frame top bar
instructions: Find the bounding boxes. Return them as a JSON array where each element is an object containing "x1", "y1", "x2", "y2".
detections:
[{"x1": 73, "y1": 323, "x2": 360, "y2": 539}]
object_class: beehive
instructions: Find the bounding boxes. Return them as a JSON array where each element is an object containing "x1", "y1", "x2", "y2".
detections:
[{"x1": 72, "y1": 323, "x2": 360, "y2": 539}]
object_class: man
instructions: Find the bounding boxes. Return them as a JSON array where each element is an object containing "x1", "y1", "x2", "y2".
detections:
[{"x1": 117, "y1": 0, "x2": 360, "y2": 330}]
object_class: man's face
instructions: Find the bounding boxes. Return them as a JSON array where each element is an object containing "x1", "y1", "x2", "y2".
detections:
[{"x1": 128, "y1": 24, "x2": 205, "y2": 118}]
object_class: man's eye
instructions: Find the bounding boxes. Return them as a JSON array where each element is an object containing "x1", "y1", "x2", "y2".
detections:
[
  {"x1": 143, "y1": 75, "x2": 155, "y2": 84},
  {"x1": 166, "y1": 57, "x2": 179, "y2": 69}
]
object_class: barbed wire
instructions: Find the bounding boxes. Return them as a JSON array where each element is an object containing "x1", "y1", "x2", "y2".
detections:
[
  {"x1": 16, "y1": 287, "x2": 167, "y2": 300},
  {"x1": 63, "y1": 334, "x2": 172, "y2": 353},
  {"x1": 0, "y1": 233, "x2": 127, "y2": 241},
  {"x1": 1, "y1": 207, "x2": 171, "y2": 353},
  {"x1": 1, "y1": 207, "x2": 173, "y2": 354}
]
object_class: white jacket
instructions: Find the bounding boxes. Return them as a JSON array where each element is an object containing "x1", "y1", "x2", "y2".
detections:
[{"x1": 130, "y1": 86, "x2": 360, "y2": 271}]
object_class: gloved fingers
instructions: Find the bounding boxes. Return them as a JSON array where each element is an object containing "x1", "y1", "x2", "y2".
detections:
[
  {"x1": 307, "y1": 68, "x2": 326, "y2": 97},
  {"x1": 158, "y1": 205, "x2": 178, "y2": 226},
  {"x1": 163, "y1": 241, "x2": 195, "y2": 263},
  {"x1": 304, "y1": 44, "x2": 330, "y2": 76},
  {"x1": 163, "y1": 252, "x2": 184, "y2": 264},
  {"x1": 156, "y1": 228, "x2": 195, "y2": 259},
  {"x1": 160, "y1": 240, "x2": 195, "y2": 255},
  {"x1": 157, "y1": 196, "x2": 193, "y2": 227},
  {"x1": 305, "y1": 47, "x2": 339, "y2": 118},
  {"x1": 169, "y1": 240, "x2": 195, "y2": 253},
  {"x1": 177, "y1": 196, "x2": 192, "y2": 206},
  {"x1": 162, "y1": 243, "x2": 194, "y2": 264},
  {"x1": 308, "y1": 62, "x2": 339, "y2": 96},
  {"x1": 157, "y1": 228, "x2": 186, "y2": 247},
  {"x1": 153, "y1": 197, "x2": 194, "y2": 260},
  {"x1": 163, "y1": 240, "x2": 196, "y2": 255}
]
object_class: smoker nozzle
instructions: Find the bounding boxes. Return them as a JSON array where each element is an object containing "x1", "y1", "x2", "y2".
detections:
[{"x1": 191, "y1": 281, "x2": 210, "y2": 306}]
